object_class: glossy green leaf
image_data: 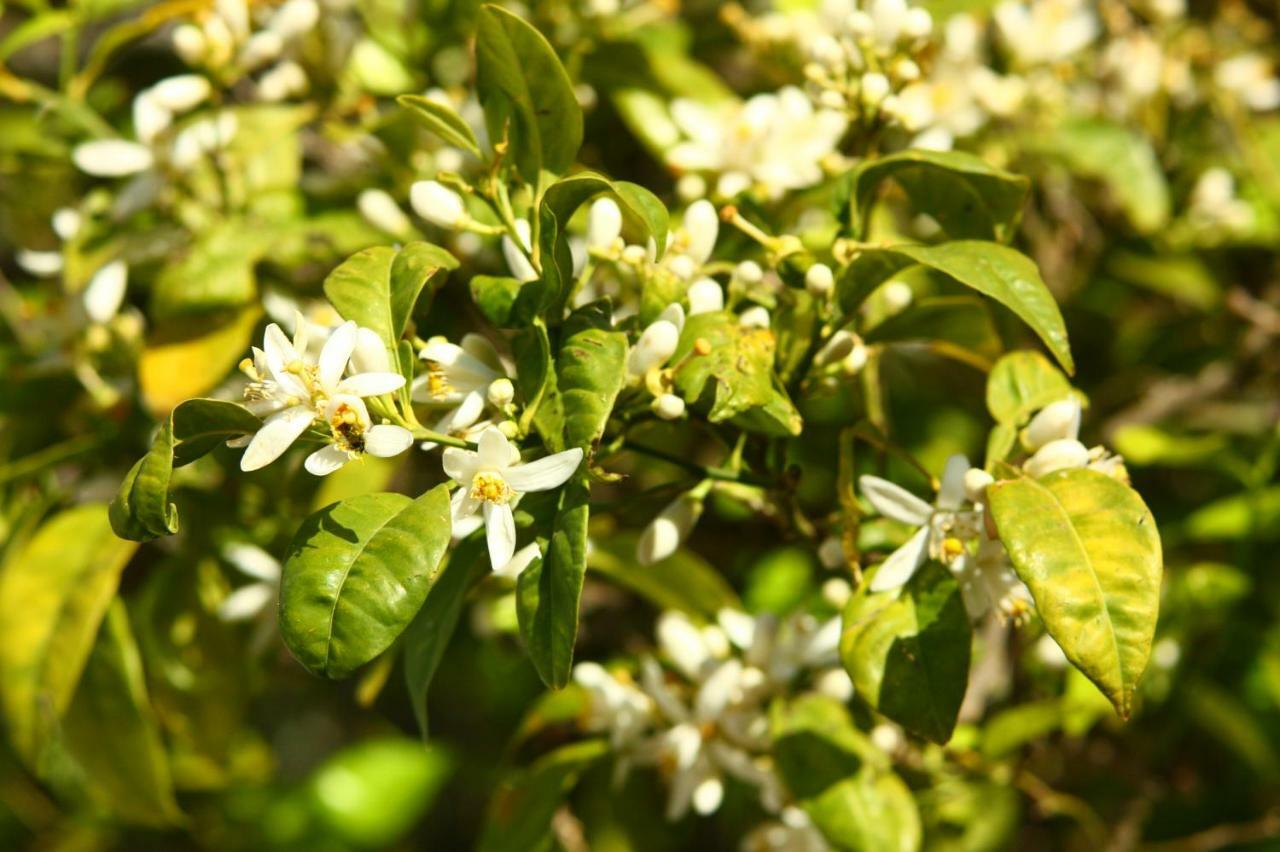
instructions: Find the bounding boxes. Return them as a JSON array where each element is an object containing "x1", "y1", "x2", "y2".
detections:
[
  {"x1": 985, "y1": 350, "x2": 1074, "y2": 426},
  {"x1": 1039, "y1": 119, "x2": 1170, "y2": 234},
  {"x1": 110, "y1": 418, "x2": 179, "y2": 541},
  {"x1": 280, "y1": 487, "x2": 453, "y2": 679},
  {"x1": 57, "y1": 601, "x2": 181, "y2": 825},
  {"x1": 839, "y1": 242, "x2": 1073, "y2": 374},
  {"x1": 324, "y1": 242, "x2": 457, "y2": 362},
  {"x1": 840, "y1": 562, "x2": 972, "y2": 743},
  {"x1": 517, "y1": 476, "x2": 589, "y2": 688},
  {"x1": 478, "y1": 739, "x2": 608, "y2": 852},
  {"x1": 150, "y1": 221, "x2": 277, "y2": 319},
  {"x1": 513, "y1": 321, "x2": 565, "y2": 453},
  {"x1": 170, "y1": 398, "x2": 261, "y2": 465},
  {"x1": 475, "y1": 4, "x2": 582, "y2": 182},
  {"x1": 1183, "y1": 485, "x2": 1280, "y2": 542},
  {"x1": 558, "y1": 302, "x2": 627, "y2": 452},
  {"x1": 397, "y1": 94, "x2": 483, "y2": 158},
  {"x1": 865, "y1": 295, "x2": 1002, "y2": 365},
  {"x1": 404, "y1": 535, "x2": 489, "y2": 736},
  {"x1": 988, "y1": 469, "x2": 1162, "y2": 717},
  {"x1": 0, "y1": 504, "x2": 137, "y2": 764},
  {"x1": 847, "y1": 148, "x2": 1029, "y2": 242},
  {"x1": 670, "y1": 312, "x2": 802, "y2": 436},
  {"x1": 771, "y1": 694, "x2": 922, "y2": 852},
  {"x1": 471, "y1": 274, "x2": 526, "y2": 328}
]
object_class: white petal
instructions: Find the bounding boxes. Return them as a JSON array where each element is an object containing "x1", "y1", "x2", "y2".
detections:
[
  {"x1": 318, "y1": 320, "x2": 357, "y2": 391},
  {"x1": 658, "y1": 302, "x2": 686, "y2": 333},
  {"x1": 83, "y1": 260, "x2": 128, "y2": 324},
  {"x1": 15, "y1": 249, "x2": 63, "y2": 277},
  {"x1": 222, "y1": 542, "x2": 281, "y2": 582},
  {"x1": 442, "y1": 447, "x2": 480, "y2": 484},
  {"x1": 336, "y1": 371, "x2": 405, "y2": 397},
  {"x1": 869, "y1": 526, "x2": 929, "y2": 592},
  {"x1": 683, "y1": 199, "x2": 719, "y2": 264},
  {"x1": 587, "y1": 197, "x2": 622, "y2": 249},
  {"x1": 305, "y1": 444, "x2": 351, "y2": 476},
  {"x1": 859, "y1": 475, "x2": 933, "y2": 525},
  {"x1": 636, "y1": 494, "x2": 702, "y2": 565},
  {"x1": 364, "y1": 425, "x2": 413, "y2": 458},
  {"x1": 450, "y1": 485, "x2": 480, "y2": 522},
  {"x1": 149, "y1": 74, "x2": 212, "y2": 113},
  {"x1": 438, "y1": 391, "x2": 485, "y2": 433},
  {"x1": 502, "y1": 232, "x2": 539, "y2": 282},
  {"x1": 218, "y1": 583, "x2": 275, "y2": 622},
  {"x1": 132, "y1": 92, "x2": 171, "y2": 145},
  {"x1": 1024, "y1": 397, "x2": 1081, "y2": 450},
  {"x1": 936, "y1": 454, "x2": 970, "y2": 511},
  {"x1": 695, "y1": 659, "x2": 742, "y2": 721},
  {"x1": 493, "y1": 542, "x2": 541, "y2": 580},
  {"x1": 483, "y1": 502, "x2": 516, "y2": 569},
  {"x1": 627, "y1": 320, "x2": 680, "y2": 377},
  {"x1": 657, "y1": 611, "x2": 711, "y2": 680},
  {"x1": 1024, "y1": 438, "x2": 1090, "y2": 478},
  {"x1": 503, "y1": 448, "x2": 584, "y2": 494},
  {"x1": 690, "y1": 770, "x2": 724, "y2": 816},
  {"x1": 476, "y1": 426, "x2": 513, "y2": 470},
  {"x1": 72, "y1": 139, "x2": 154, "y2": 177},
  {"x1": 686, "y1": 278, "x2": 724, "y2": 315},
  {"x1": 240, "y1": 406, "x2": 314, "y2": 471},
  {"x1": 350, "y1": 326, "x2": 391, "y2": 373}
]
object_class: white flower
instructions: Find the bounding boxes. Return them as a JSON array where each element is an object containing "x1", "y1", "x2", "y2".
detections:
[
  {"x1": 573, "y1": 662, "x2": 654, "y2": 751},
  {"x1": 739, "y1": 305, "x2": 771, "y2": 329},
  {"x1": 687, "y1": 277, "x2": 724, "y2": 315},
  {"x1": 637, "y1": 492, "x2": 703, "y2": 564},
  {"x1": 413, "y1": 335, "x2": 506, "y2": 431},
  {"x1": 950, "y1": 527, "x2": 1033, "y2": 623},
  {"x1": 304, "y1": 394, "x2": 414, "y2": 475},
  {"x1": 628, "y1": 304, "x2": 685, "y2": 380},
  {"x1": 1023, "y1": 437, "x2": 1089, "y2": 478},
  {"x1": 83, "y1": 260, "x2": 128, "y2": 324},
  {"x1": 171, "y1": 112, "x2": 238, "y2": 170},
  {"x1": 266, "y1": 0, "x2": 319, "y2": 40},
  {"x1": 587, "y1": 197, "x2": 623, "y2": 249},
  {"x1": 357, "y1": 188, "x2": 413, "y2": 237},
  {"x1": 682, "y1": 200, "x2": 719, "y2": 264},
  {"x1": 442, "y1": 427, "x2": 583, "y2": 568},
  {"x1": 51, "y1": 208, "x2": 82, "y2": 241},
  {"x1": 1216, "y1": 54, "x2": 1280, "y2": 112},
  {"x1": 1023, "y1": 397, "x2": 1081, "y2": 451},
  {"x1": 410, "y1": 180, "x2": 467, "y2": 229},
  {"x1": 218, "y1": 542, "x2": 281, "y2": 622},
  {"x1": 502, "y1": 218, "x2": 539, "y2": 283},
  {"x1": 238, "y1": 320, "x2": 406, "y2": 471},
  {"x1": 15, "y1": 249, "x2": 63, "y2": 277},
  {"x1": 72, "y1": 139, "x2": 155, "y2": 177},
  {"x1": 994, "y1": 0, "x2": 1097, "y2": 66},
  {"x1": 860, "y1": 454, "x2": 981, "y2": 592}
]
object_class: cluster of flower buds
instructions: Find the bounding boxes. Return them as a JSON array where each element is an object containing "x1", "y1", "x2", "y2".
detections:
[{"x1": 171, "y1": 0, "x2": 318, "y2": 101}]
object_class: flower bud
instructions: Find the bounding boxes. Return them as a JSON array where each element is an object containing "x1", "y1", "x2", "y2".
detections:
[
  {"x1": 621, "y1": 244, "x2": 648, "y2": 265},
  {"x1": 861, "y1": 72, "x2": 891, "y2": 105},
  {"x1": 1023, "y1": 397, "x2": 1081, "y2": 451},
  {"x1": 814, "y1": 668, "x2": 854, "y2": 702},
  {"x1": 498, "y1": 420, "x2": 520, "y2": 439},
  {"x1": 172, "y1": 24, "x2": 207, "y2": 65},
  {"x1": 16, "y1": 250, "x2": 62, "y2": 277},
  {"x1": 487, "y1": 378, "x2": 515, "y2": 407},
  {"x1": 410, "y1": 180, "x2": 467, "y2": 229},
  {"x1": 257, "y1": 61, "x2": 307, "y2": 102},
  {"x1": 52, "y1": 208, "x2": 82, "y2": 241},
  {"x1": 627, "y1": 319, "x2": 680, "y2": 378},
  {"x1": 667, "y1": 253, "x2": 697, "y2": 281},
  {"x1": 239, "y1": 30, "x2": 284, "y2": 70},
  {"x1": 73, "y1": 139, "x2": 155, "y2": 177},
  {"x1": 357, "y1": 188, "x2": 411, "y2": 237},
  {"x1": 587, "y1": 197, "x2": 622, "y2": 249},
  {"x1": 637, "y1": 494, "x2": 704, "y2": 565},
  {"x1": 904, "y1": 7, "x2": 934, "y2": 39},
  {"x1": 739, "y1": 306, "x2": 770, "y2": 329},
  {"x1": 171, "y1": 113, "x2": 238, "y2": 169},
  {"x1": 818, "y1": 535, "x2": 846, "y2": 569},
  {"x1": 267, "y1": 0, "x2": 320, "y2": 40},
  {"x1": 502, "y1": 219, "x2": 539, "y2": 283},
  {"x1": 882, "y1": 280, "x2": 913, "y2": 312},
  {"x1": 83, "y1": 260, "x2": 128, "y2": 324},
  {"x1": 822, "y1": 578, "x2": 852, "y2": 608},
  {"x1": 132, "y1": 92, "x2": 171, "y2": 144},
  {"x1": 149, "y1": 74, "x2": 211, "y2": 112},
  {"x1": 963, "y1": 467, "x2": 994, "y2": 502},
  {"x1": 846, "y1": 10, "x2": 873, "y2": 38},
  {"x1": 805, "y1": 262, "x2": 834, "y2": 297},
  {"x1": 675, "y1": 173, "x2": 706, "y2": 202},
  {"x1": 683, "y1": 199, "x2": 718, "y2": 264},
  {"x1": 842, "y1": 340, "x2": 868, "y2": 374},
  {"x1": 687, "y1": 277, "x2": 724, "y2": 315},
  {"x1": 1024, "y1": 438, "x2": 1089, "y2": 478},
  {"x1": 651, "y1": 393, "x2": 685, "y2": 420},
  {"x1": 734, "y1": 260, "x2": 763, "y2": 285}
]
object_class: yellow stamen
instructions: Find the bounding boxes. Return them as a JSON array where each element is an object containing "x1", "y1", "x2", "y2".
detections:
[{"x1": 470, "y1": 472, "x2": 512, "y2": 504}]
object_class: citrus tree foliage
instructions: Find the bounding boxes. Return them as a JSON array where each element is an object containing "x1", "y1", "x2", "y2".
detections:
[{"x1": 0, "y1": 0, "x2": 1277, "y2": 848}]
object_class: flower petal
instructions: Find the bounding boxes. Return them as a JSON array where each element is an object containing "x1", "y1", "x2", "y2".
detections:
[
  {"x1": 318, "y1": 321, "x2": 357, "y2": 391},
  {"x1": 868, "y1": 526, "x2": 930, "y2": 592},
  {"x1": 222, "y1": 542, "x2": 281, "y2": 582},
  {"x1": 218, "y1": 583, "x2": 275, "y2": 622},
  {"x1": 240, "y1": 405, "x2": 314, "y2": 471},
  {"x1": 305, "y1": 444, "x2": 351, "y2": 476},
  {"x1": 450, "y1": 485, "x2": 480, "y2": 522},
  {"x1": 476, "y1": 426, "x2": 513, "y2": 470},
  {"x1": 503, "y1": 447, "x2": 584, "y2": 494},
  {"x1": 859, "y1": 475, "x2": 933, "y2": 525},
  {"x1": 493, "y1": 542, "x2": 541, "y2": 580},
  {"x1": 936, "y1": 454, "x2": 971, "y2": 511},
  {"x1": 483, "y1": 501, "x2": 516, "y2": 569},
  {"x1": 442, "y1": 447, "x2": 480, "y2": 485},
  {"x1": 364, "y1": 424, "x2": 413, "y2": 458},
  {"x1": 336, "y1": 371, "x2": 405, "y2": 397},
  {"x1": 83, "y1": 260, "x2": 128, "y2": 324},
  {"x1": 438, "y1": 391, "x2": 485, "y2": 434}
]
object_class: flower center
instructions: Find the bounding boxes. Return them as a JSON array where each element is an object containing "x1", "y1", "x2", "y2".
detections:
[
  {"x1": 426, "y1": 368, "x2": 452, "y2": 399},
  {"x1": 470, "y1": 471, "x2": 511, "y2": 504},
  {"x1": 329, "y1": 403, "x2": 366, "y2": 453},
  {"x1": 941, "y1": 537, "x2": 966, "y2": 562}
]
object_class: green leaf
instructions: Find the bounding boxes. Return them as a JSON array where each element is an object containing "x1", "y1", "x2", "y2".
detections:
[
  {"x1": 55, "y1": 601, "x2": 181, "y2": 825},
  {"x1": 771, "y1": 694, "x2": 922, "y2": 852},
  {"x1": 308, "y1": 738, "x2": 453, "y2": 848},
  {"x1": 478, "y1": 739, "x2": 608, "y2": 852},
  {"x1": 985, "y1": 350, "x2": 1074, "y2": 426},
  {"x1": 324, "y1": 242, "x2": 457, "y2": 363},
  {"x1": 110, "y1": 418, "x2": 179, "y2": 541},
  {"x1": 404, "y1": 535, "x2": 489, "y2": 736},
  {"x1": 670, "y1": 312, "x2": 802, "y2": 436},
  {"x1": 0, "y1": 504, "x2": 137, "y2": 764},
  {"x1": 471, "y1": 274, "x2": 526, "y2": 328},
  {"x1": 840, "y1": 563, "x2": 972, "y2": 744},
  {"x1": 840, "y1": 242, "x2": 1074, "y2": 374},
  {"x1": 1183, "y1": 485, "x2": 1280, "y2": 542},
  {"x1": 847, "y1": 148, "x2": 1029, "y2": 242},
  {"x1": 586, "y1": 533, "x2": 740, "y2": 619},
  {"x1": 517, "y1": 476, "x2": 589, "y2": 688},
  {"x1": 475, "y1": 4, "x2": 583, "y2": 182},
  {"x1": 865, "y1": 295, "x2": 1002, "y2": 365},
  {"x1": 150, "y1": 221, "x2": 276, "y2": 319},
  {"x1": 557, "y1": 302, "x2": 628, "y2": 452},
  {"x1": 1036, "y1": 119, "x2": 1170, "y2": 234},
  {"x1": 397, "y1": 94, "x2": 483, "y2": 158},
  {"x1": 280, "y1": 487, "x2": 453, "y2": 679},
  {"x1": 170, "y1": 398, "x2": 261, "y2": 465},
  {"x1": 513, "y1": 321, "x2": 565, "y2": 453},
  {"x1": 988, "y1": 469, "x2": 1163, "y2": 717}
]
